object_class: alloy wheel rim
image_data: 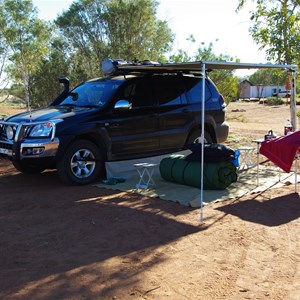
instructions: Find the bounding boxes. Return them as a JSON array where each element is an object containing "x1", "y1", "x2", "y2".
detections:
[
  {"x1": 70, "y1": 148, "x2": 96, "y2": 179},
  {"x1": 194, "y1": 135, "x2": 207, "y2": 143}
]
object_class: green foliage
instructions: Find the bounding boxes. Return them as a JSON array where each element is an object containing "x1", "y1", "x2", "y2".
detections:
[
  {"x1": 0, "y1": 30, "x2": 8, "y2": 85},
  {"x1": 21, "y1": 0, "x2": 174, "y2": 108},
  {"x1": 212, "y1": 73, "x2": 239, "y2": 105},
  {"x1": 55, "y1": 0, "x2": 174, "y2": 78},
  {"x1": 237, "y1": 0, "x2": 300, "y2": 65},
  {"x1": 29, "y1": 36, "x2": 70, "y2": 107},
  {"x1": 1, "y1": 0, "x2": 247, "y2": 109},
  {"x1": 169, "y1": 49, "x2": 192, "y2": 64},
  {"x1": 0, "y1": 0, "x2": 174, "y2": 108},
  {"x1": 0, "y1": 0, "x2": 51, "y2": 73},
  {"x1": 104, "y1": 0, "x2": 173, "y2": 60},
  {"x1": 0, "y1": 0, "x2": 51, "y2": 108},
  {"x1": 170, "y1": 41, "x2": 239, "y2": 103},
  {"x1": 266, "y1": 97, "x2": 285, "y2": 106},
  {"x1": 9, "y1": 83, "x2": 25, "y2": 101},
  {"x1": 248, "y1": 68, "x2": 288, "y2": 86},
  {"x1": 0, "y1": 84, "x2": 26, "y2": 108}
]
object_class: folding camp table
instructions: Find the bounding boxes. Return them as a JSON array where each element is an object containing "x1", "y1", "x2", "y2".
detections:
[
  {"x1": 134, "y1": 163, "x2": 158, "y2": 189},
  {"x1": 237, "y1": 146, "x2": 256, "y2": 170}
]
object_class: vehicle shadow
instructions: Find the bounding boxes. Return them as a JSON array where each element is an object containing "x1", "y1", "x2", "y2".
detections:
[{"x1": 0, "y1": 168, "x2": 203, "y2": 299}]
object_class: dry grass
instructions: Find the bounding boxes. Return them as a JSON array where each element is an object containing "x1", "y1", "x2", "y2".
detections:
[{"x1": 0, "y1": 94, "x2": 26, "y2": 117}]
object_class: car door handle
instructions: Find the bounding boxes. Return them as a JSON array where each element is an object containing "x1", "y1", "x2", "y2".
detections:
[
  {"x1": 182, "y1": 108, "x2": 189, "y2": 113},
  {"x1": 110, "y1": 123, "x2": 119, "y2": 128}
]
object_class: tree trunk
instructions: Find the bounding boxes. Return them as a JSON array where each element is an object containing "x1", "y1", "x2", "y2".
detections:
[{"x1": 20, "y1": 60, "x2": 31, "y2": 113}]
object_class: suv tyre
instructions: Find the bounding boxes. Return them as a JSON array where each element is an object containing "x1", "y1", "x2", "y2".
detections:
[{"x1": 57, "y1": 140, "x2": 104, "y2": 185}]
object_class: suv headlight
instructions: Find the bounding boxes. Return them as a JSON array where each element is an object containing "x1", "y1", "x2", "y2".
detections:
[
  {"x1": 29, "y1": 122, "x2": 53, "y2": 137},
  {"x1": 6, "y1": 125, "x2": 14, "y2": 140}
]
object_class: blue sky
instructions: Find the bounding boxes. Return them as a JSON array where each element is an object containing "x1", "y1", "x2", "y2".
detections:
[{"x1": 32, "y1": 0, "x2": 266, "y2": 75}]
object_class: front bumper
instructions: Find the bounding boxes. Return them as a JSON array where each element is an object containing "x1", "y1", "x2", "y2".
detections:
[
  {"x1": 0, "y1": 121, "x2": 60, "y2": 160},
  {"x1": 0, "y1": 138, "x2": 60, "y2": 159}
]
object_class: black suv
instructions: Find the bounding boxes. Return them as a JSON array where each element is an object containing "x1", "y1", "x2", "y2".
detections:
[{"x1": 0, "y1": 60, "x2": 229, "y2": 184}]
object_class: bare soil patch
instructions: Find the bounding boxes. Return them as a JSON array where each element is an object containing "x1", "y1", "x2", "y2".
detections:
[
  {"x1": 1, "y1": 101, "x2": 300, "y2": 300},
  {"x1": 0, "y1": 106, "x2": 26, "y2": 117},
  {"x1": 226, "y1": 100, "x2": 295, "y2": 146}
]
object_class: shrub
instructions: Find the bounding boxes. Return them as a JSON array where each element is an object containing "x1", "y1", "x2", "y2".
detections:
[{"x1": 266, "y1": 97, "x2": 285, "y2": 105}]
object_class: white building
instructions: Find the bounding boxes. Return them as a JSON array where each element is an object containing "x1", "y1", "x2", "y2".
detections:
[{"x1": 239, "y1": 80, "x2": 287, "y2": 99}]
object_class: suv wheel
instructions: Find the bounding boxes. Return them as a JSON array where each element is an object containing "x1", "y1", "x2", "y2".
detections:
[
  {"x1": 187, "y1": 129, "x2": 212, "y2": 144},
  {"x1": 13, "y1": 161, "x2": 46, "y2": 174},
  {"x1": 57, "y1": 140, "x2": 104, "y2": 185}
]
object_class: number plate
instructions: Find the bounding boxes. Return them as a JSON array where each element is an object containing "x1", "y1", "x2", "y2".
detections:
[{"x1": 0, "y1": 148, "x2": 10, "y2": 154}]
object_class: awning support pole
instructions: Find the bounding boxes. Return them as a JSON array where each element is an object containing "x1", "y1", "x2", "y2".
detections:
[
  {"x1": 292, "y1": 69, "x2": 298, "y2": 193},
  {"x1": 291, "y1": 69, "x2": 297, "y2": 131},
  {"x1": 200, "y1": 63, "x2": 206, "y2": 223}
]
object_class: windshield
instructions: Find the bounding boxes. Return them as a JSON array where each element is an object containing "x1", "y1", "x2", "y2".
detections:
[{"x1": 58, "y1": 80, "x2": 122, "y2": 107}]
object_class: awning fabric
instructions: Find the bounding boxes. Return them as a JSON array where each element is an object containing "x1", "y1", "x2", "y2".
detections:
[{"x1": 118, "y1": 61, "x2": 297, "y2": 72}]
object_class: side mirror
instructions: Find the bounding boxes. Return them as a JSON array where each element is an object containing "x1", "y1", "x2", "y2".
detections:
[
  {"x1": 70, "y1": 92, "x2": 78, "y2": 101},
  {"x1": 114, "y1": 100, "x2": 132, "y2": 110}
]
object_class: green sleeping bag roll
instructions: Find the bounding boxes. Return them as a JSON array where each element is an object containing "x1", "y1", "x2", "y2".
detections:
[
  {"x1": 171, "y1": 157, "x2": 190, "y2": 183},
  {"x1": 182, "y1": 160, "x2": 201, "y2": 188},
  {"x1": 160, "y1": 156, "x2": 237, "y2": 190},
  {"x1": 159, "y1": 155, "x2": 185, "y2": 181},
  {"x1": 203, "y1": 162, "x2": 237, "y2": 189}
]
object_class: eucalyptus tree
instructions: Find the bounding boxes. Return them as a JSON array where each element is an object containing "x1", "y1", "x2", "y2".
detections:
[
  {"x1": 196, "y1": 45, "x2": 239, "y2": 104},
  {"x1": 236, "y1": 0, "x2": 300, "y2": 65},
  {"x1": 171, "y1": 41, "x2": 239, "y2": 104},
  {"x1": 0, "y1": 0, "x2": 51, "y2": 110},
  {"x1": 0, "y1": 35, "x2": 9, "y2": 90},
  {"x1": 248, "y1": 68, "x2": 287, "y2": 86},
  {"x1": 55, "y1": 0, "x2": 174, "y2": 78},
  {"x1": 104, "y1": 0, "x2": 173, "y2": 60},
  {"x1": 29, "y1": 36, "x2": 70, "y2": 107}
]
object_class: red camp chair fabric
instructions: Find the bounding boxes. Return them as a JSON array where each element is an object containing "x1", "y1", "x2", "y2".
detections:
[{"x1": 259, "y1": 130, "x2": 300, "y2": 173}]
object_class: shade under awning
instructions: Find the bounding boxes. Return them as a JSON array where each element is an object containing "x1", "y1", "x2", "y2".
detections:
[{"x1": 119, "y1": 59, "x2": 298, "y2": 223}]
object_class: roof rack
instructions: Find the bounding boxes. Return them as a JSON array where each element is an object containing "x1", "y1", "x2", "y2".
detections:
[
  {"x1": 101, "y1": 58, "x2": 205, "y2": 76},
  {"x1": 102, "y1": 58, "x2": 298, "y2": 76}
]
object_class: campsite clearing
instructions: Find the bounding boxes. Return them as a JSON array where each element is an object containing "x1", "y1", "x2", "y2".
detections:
[{"x1": 1, "y1": 101, "x2": 300, "y2": 299}]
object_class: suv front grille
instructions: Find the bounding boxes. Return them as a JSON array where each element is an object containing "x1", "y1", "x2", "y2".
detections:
[
  {"x1": 0, "y1": 123, "x2": 5, "y2": 138},
  {"x1": 0, "y1": 141, "x2": 13, "y2": 150}
]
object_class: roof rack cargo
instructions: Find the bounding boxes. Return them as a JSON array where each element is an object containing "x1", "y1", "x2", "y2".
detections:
[
  {"x1": 101, "y1": 58, "x2": 208, "y2": 76},
  {"x1": 101, "y1": 58, "x2": 162, "y2": 75}
]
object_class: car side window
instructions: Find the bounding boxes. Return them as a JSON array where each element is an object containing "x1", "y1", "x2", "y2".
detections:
[
  {"x1": 154, "y1": 76, "x2": 187, "y2": 106},
  {"x1": 116, "y1": 78, "x2": 153, "y2": 108},
  {"x1": 185, "y1": 77, "x2": 212, "y2": 103}
]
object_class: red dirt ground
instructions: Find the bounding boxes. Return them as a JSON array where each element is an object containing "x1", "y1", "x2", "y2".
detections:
[{"x1": 1, "y1": 102, "x2": 300, "y2": 299}]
